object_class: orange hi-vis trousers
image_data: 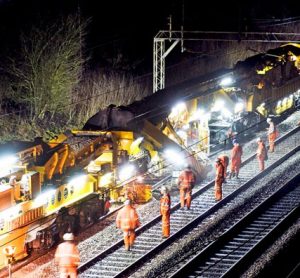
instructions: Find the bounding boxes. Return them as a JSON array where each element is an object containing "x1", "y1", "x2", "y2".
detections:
[
  {"x1": 180, "y1": 185, "x2": 192, "y2": 208},
  {"x1": 123, "y1": 229, "x2": 136, "y2": 250},
  {"x1": 215, "y1": 179, "x2": 223, "y2": 201},
  {"x1": 162, "y1": 213, "x2": 170, "y2": 238},
  {"x1": 258, "y1": 157, "x2": 265, "y2": 171},
  {"x1": 268, "y1": 133, "x2": 276, "y2": 152},
  {"x1": 59, "y1": 266, "x2": 77, "y2": 278}
]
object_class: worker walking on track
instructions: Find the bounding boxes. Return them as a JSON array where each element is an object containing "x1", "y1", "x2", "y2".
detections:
[
  {"x1": 217, "y1": 155, "x2": 229, "y2": 183},
  {"x1": 256, "y1": 137, "x2": 267, "y2": 171},
  {"x1": 229, "y1": 140, "x2": 243, "y2": 179},
  {"x1": 178, "y1": 164, "x2": 196, "y2": 210},
  {"x1": 55, "y1": 233, "x2": 80, "y2": 278},
  {"x1": 160, "y1": 186, "x2": 171, "y2": 238},
  {"x1": 116, "y1": 199, "x2": 140, "y2": 251},
  {"x1": 267, "y1": 117, "x2": 278, "y2": 152},
  {"x1": 215, "y1": 158, "x2": 225, "y2": 201}
]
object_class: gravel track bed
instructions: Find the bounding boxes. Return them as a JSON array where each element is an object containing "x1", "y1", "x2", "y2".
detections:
[
  {"x1": 11, "y1": 111, "x2": 300, "y2": 278},
  {"x1": 241, "y1": 217, "x2": 300, "y2": 277},
  {"x1": 131, "y1": 153, "x2": 300, "y2": 278},
  {"x1": 129, "y1": 112, "x2": 300, "y2": 278}
]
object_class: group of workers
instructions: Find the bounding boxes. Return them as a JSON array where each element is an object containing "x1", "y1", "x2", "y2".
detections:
[
  {"x1": 214, "y1": 139, "x2": 243, "y2": 201},
  {"x1": 215, "y1": 117, "x2": 278, "y2": 201},
  {"x1": 256, "y1": 117, "x2": 278, "y2": 171},
  {"x1": 54, "y1": 118, "x2": 279, "y2": 277},
  {"x1": 115, "y1": 184, "x2": 173, "y2": 251}
]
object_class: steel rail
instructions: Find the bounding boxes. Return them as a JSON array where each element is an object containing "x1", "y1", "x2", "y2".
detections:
[{"x1": 171, "y1": 173, "x2": 300, "y2": 278}]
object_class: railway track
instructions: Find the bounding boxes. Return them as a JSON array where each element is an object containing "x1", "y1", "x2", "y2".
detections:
[
  {"x1": 77, "y1": 126, "x2": 300, "y2": 277},
  {"x1": 171, "y1": 172, "x2": 300, "y2": 278}
]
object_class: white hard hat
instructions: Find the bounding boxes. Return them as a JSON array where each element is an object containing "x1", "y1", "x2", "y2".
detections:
[
  {"x1": 124, "y1": 199, "x2": 131, "y2": 205},
  {"x1": 267, "y1": 118, "x2": 272, "y2": 123},
  {"x1": 256, "y1": 137, "x2": 262, "y2": 142},
  {"x1": 63, "y1": 233, "x2": 74, "y2": 241}
]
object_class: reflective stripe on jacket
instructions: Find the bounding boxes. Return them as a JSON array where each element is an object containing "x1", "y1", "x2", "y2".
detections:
[
  {"x1": 55, "y1": 242, "x2": 80, "y2": 267},
  {"x1": 257, "y1": 142, "x2": 266, "y2": 160},
  {"x1": 160, "y1": 194, "x2": 171, "y2": 215},
  {"x1": 178, "y1": 170, "x2": 196, "y2": 187},
  {"x1": 116, "y1": 205, "x2": 140, "y2": 231},
  {"x1": 231, "y1": 145, "x2": 243, "y2": 162},
  {"x1": 215, "y1": 162, "x2": 224, "y2": 181}
]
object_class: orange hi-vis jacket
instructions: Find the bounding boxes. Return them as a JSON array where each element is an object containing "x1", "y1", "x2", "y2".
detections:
[
  {"x1": 116, "y1": 205, "x2": 140, "y2": 232},
  {"x1": 178, "y1": 169, "x2": 196, "y2": 188},
  {"x1": 231, "y1": 145, "x2": 242, "y2": 162},
  {"x1": 160, "y1": 193, "x2": 171, "y2": 237},
  {"x1": 218, "y1": 155, "x2": 229, "y2": 178},
  {"x1": 231, "y1": 145, "x2": 243, "y2": 169},
  {"x1": 160, "y1": 194, "x2": 171, "y2": 216},
  {"x1": 215, "y1": 162, "x2": 225, "y2": 182},
  {"x1": 215, "y1": 161, "x2": 225, "y2": 201},
  {"x1": 268, "y1": 122, "x2": 278, "y2": 152},
  {"x1": 55, "y1": 241, "x2": 80, "y2": 267},
  {"x1": 268, "y1": 122, "x2": 279, "y2": 140},
  {"x1": 257, "y1": 141, "x2": 266, "y2": 160}
]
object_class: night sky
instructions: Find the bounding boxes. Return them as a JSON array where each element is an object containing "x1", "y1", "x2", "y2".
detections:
[{"x1": 0, "y1": 0, "x2": 299, "y2": 72}]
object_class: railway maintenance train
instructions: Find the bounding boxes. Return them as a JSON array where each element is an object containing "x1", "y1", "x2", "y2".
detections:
[
  {"x1": 0, "y1": 43, "x2": 300, "y2": 269},
  {"x1": 85, "y1": 43, "x2": 300, "y2": 152}
]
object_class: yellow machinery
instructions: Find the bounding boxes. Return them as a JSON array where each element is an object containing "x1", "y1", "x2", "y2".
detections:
[
  {"x1": 160, "y1": 43, "x2": 300, "y2": 150},
  {"x1": 0, "y1": 130, "x2": 144, "y2": 269}
]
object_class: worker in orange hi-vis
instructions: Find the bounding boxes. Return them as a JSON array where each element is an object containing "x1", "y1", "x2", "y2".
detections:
[
  {"x1": 256, "y1": 137, "x2": 267, "y2": 171},
  {"x1": 116, "y1": 199, "x2": 140, "y2": 251},
  {"x1": 177, "y1": 164, "x2": 196, "y2": 210},
  {"x1": 55, "y1": 233, "x2": 80, "y2": 278},
  {"x1": 218, "y1": 155, "x2": 229, "y2": 183},
  {"x1": 104, "y1": 196, "x2": 111, "y2": 213},
  {"x1": 229, "y1": 140, "x2": 243, "y2": 179},
  {"x1": 215, "y1": 157, "x2": 225, "y2": 201},
  {"x1": 267, "y1": 117, "x2": 278, "y2": 152},
  {"x1": 160, "y1": 186, "x2": 171, "y2": 239}
]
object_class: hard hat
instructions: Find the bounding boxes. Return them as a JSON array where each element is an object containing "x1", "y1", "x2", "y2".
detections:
[
  {"x1": 124, "y1": 199, "x2": 131, "y2": 206},
  {"x1": 232, "y1": 139, "x2": 238, "y2": 145},
  {"x1": 267, "y1": 118, "x2": 272, "y2": 123},
  {"x1": 185, "y1": 164, "x2": 191, "y2": 169},
  {"x1": 63, "y1": 233, "x2": 74, "y2": 241},
  {"x1": 256, "y1": 137, "x2": 262, "y2": 142}
]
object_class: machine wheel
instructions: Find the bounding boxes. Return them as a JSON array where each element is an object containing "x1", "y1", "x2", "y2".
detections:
[
  {"x1": 37, "y1": 230, "x2": 55, "y2": 250},
  {"x1": 79, "y1": 208, "x2": 94, "y2": 228}
]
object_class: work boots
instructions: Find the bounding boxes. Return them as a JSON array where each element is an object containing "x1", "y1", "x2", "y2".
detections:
[{"x1": 229, "y1": 172, "x2": 235, "y2": 179}]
